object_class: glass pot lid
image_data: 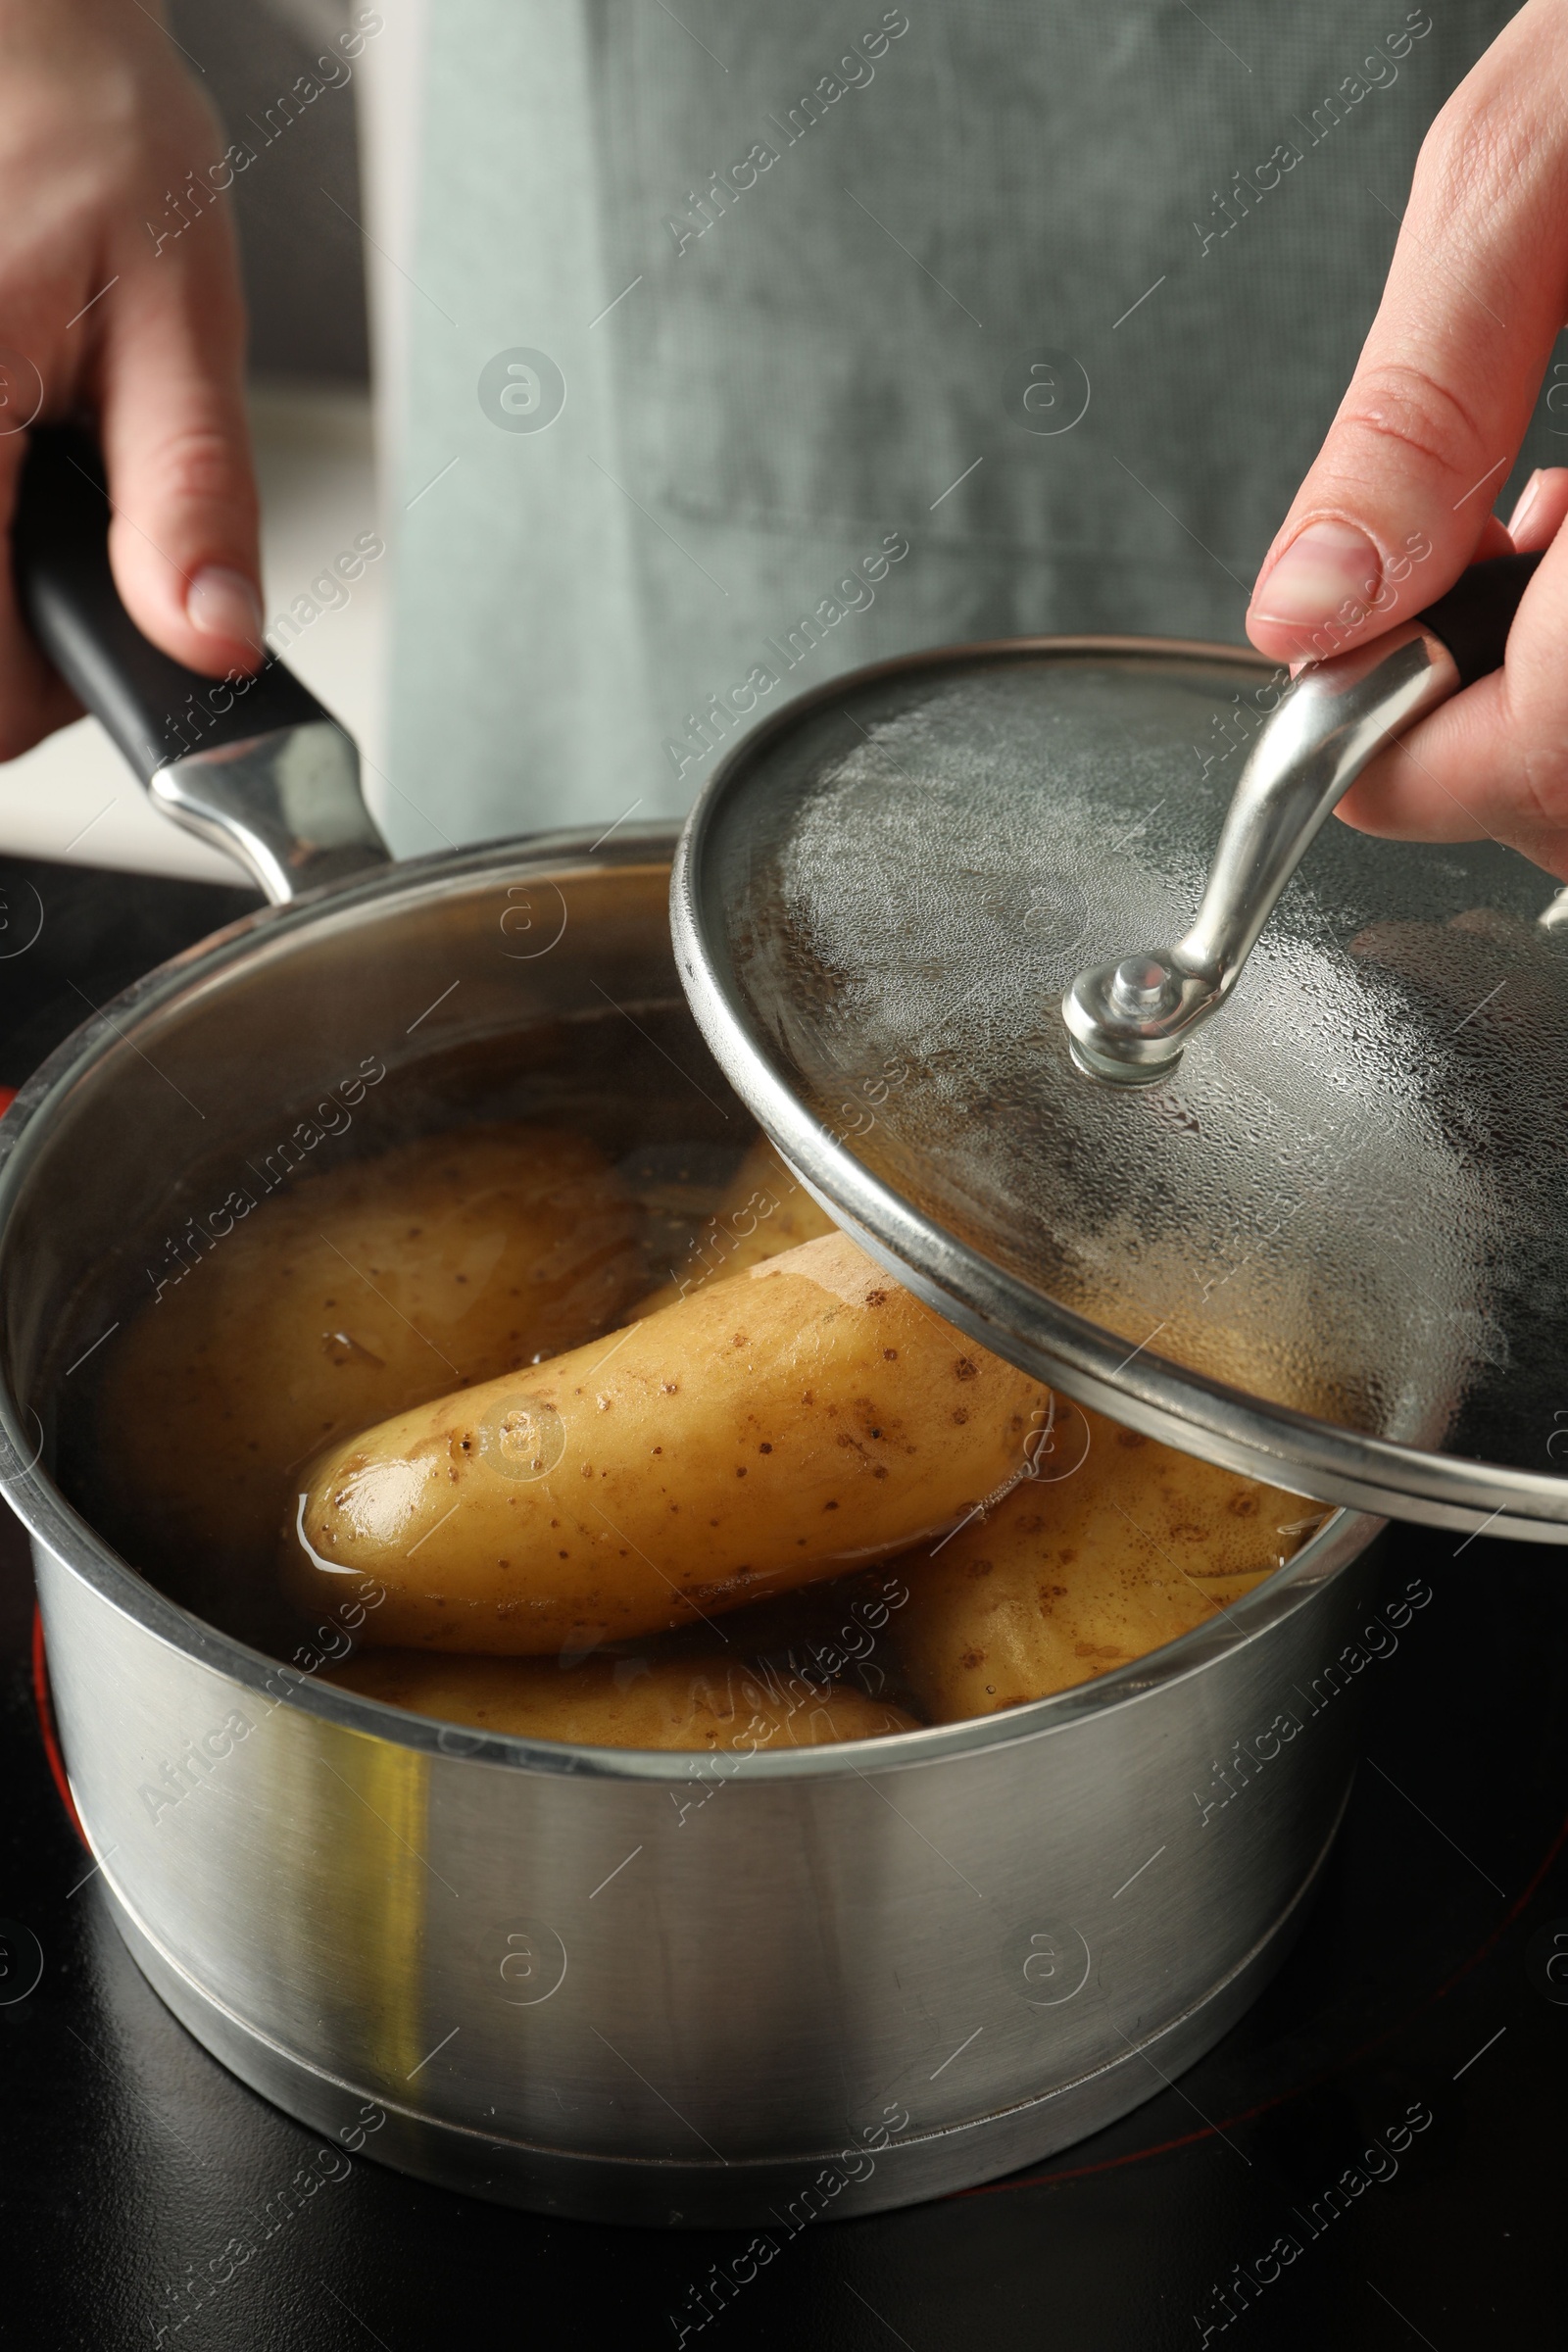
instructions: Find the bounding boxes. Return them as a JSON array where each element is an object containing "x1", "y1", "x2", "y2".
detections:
[{"x1": 671, "y1": 638, "x2": 1568, "y2": 1542}]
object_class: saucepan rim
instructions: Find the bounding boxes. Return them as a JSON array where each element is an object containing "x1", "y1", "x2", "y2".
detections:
[{"x1": 0, "y1": 824, "x2": 1383, "y2": 1785}]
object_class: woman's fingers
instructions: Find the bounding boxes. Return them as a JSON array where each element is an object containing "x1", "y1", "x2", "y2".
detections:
[
  {"x1": 1337, "y1": 514, "x2": 1568, "y2": 876},
  {"x1": 1504, "y1": 465, "x2": 1568, "y2": 553},
  {"x1": 1248, "y1": 0, "x2": 1568, "y2": 668},
  {"x1": 0, "y1": 15, "x2": 264, "y2": 760},
  {"x1": 98, "y1": 214, "x2": 265, "y2": 685},
  {"x1": 1250, "y1": 0, "x2": 1568, "y2": 879}
]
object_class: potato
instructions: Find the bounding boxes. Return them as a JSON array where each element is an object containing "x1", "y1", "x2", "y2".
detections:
[
  {"x1": 97, "y1": 1125, "x2": 644, "y2": 1592},
  {"x1": 328, "y1": 1647, "x2": 915, "y2": 1748},
  {"x1": 285, "y1": 1228, "x2": 1050, "y2": 1652},
  {"x1": 895, "y1": 1402, "x2": 1323, "y2": 1721},
  {"x1": 637, "y1": 1134, "x2": 837, "y2": 1311}
]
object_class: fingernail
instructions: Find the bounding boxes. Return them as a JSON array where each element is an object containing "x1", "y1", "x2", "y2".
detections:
[
  {"x1": 1251, "y1": 520, "x2": 1382, "y2": 628},
  {"x1": 1507, "y1": 468, "x2": 1544, "y2": 538},
  {"x1": 186, "y1": 564, "x2": 265, "y2": 648}
]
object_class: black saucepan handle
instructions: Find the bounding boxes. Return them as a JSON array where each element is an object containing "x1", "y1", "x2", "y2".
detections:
[
  {"x1": 12, "y1": 424, "x2": 336, "y2": 783},
  {"x1": 1414, "y1": 548, "x2": 1543, "y2": 686}
]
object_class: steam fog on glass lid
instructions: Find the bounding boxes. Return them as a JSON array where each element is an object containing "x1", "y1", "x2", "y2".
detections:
[{"x1": 673, "y1": 641, "x2": 1568, "y2": 1537}]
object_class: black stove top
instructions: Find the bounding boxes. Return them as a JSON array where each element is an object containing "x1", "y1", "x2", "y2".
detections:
[{"x1": 1, "y1": 852, "x2": 1563, "y2": 2349}]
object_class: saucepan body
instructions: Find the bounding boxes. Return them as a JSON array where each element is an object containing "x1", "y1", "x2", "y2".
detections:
[{"x1": 0, "y1": 827, "x2": 1386, "y2": 2226}]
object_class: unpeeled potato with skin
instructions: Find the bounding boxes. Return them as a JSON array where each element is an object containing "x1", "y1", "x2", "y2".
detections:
[
  {"x1": 896, "y1": 1401, "x2": 1325, "y2": 1722},
  {"x1": 285, "y1": 1228, "x2": 1050, "y2": 1652},
  {"x1": 97, "y1": 1125, "x2": 643, "y2": 1585},
  {"x1": 329, "y1": 1648, "x2": 916, "y2": 1749},
  {"x1": 637, "y1": 1134, "x2": 837, "y2": 1312}
]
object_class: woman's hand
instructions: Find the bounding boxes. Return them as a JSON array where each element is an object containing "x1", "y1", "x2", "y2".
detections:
[
  {"x1": 0, "y1": 0, "x2": 262, "y2": 760},
  {"x1": 1247, "y1": 0, "x2": 1568, "y2": 879}
]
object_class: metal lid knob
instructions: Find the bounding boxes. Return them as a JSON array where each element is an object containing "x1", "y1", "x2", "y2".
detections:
[{"x1": 1062, "y1": 557, "x2": 1543, "y2": 1084}]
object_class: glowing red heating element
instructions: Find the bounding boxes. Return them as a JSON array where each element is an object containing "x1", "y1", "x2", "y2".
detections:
[{"x1": 32, "y1": 1609, "x2": 86, "y2": 1846}]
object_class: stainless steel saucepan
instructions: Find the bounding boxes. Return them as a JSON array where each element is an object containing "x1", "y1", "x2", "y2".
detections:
[{"x1": 0, "y1": 432, "x2": 1396, "y2": 2225}]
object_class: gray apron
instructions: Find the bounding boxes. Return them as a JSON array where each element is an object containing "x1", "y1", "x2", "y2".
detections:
[{"x1": 387, "y1": 2, "x2": 1539, "y2": 850}]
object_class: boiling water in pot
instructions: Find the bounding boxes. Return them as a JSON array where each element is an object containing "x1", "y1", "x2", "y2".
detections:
[{"x1": 55, "y1": 1007, "x2": 1320, "y2": 1750}]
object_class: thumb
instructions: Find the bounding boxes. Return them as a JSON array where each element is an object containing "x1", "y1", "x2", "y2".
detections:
[
  {"x1": 1247, "y1": 2, "x2": 1568, "y2": 664},
  {"x1": 95, "y1": 246, "x2": 265, "y2": 679}
]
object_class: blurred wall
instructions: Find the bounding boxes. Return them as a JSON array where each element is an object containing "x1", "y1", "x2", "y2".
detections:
[{"x1": 167, "y1": 0, "x2": 371, "y2": 382}]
